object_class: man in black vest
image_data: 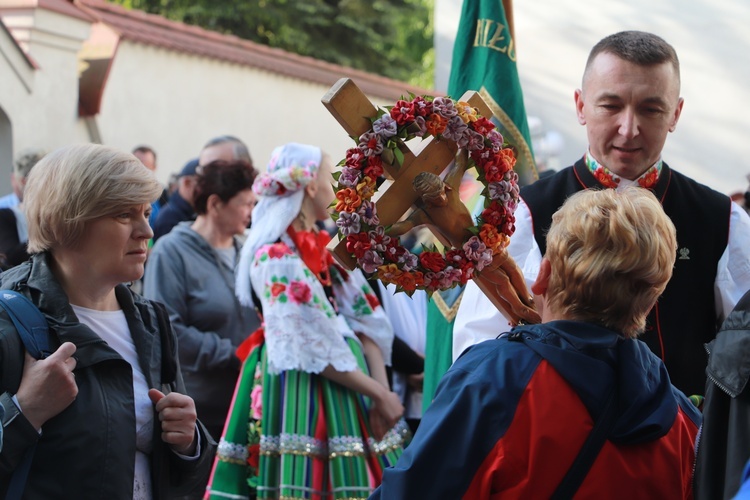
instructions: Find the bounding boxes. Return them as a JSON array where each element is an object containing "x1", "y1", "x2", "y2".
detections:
[{"x1": 453, "y1": 30, "x2": 750, "y2": 398}]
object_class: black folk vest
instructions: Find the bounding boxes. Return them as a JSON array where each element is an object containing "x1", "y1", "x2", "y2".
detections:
[{"x1": 521, "y1": 159, "x2": 731, "y2": 396}]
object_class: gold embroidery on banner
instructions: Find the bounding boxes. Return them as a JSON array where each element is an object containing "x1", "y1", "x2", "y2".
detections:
[
  {"x1": 473, "y1": 19, "x2": 516, "y2": 61},
  {"x1": 432, "y1": 291, "x2": 464, "y2": 323},
  {"x1": 478, "y1": 87, "x2": 538, "y2": 184}
]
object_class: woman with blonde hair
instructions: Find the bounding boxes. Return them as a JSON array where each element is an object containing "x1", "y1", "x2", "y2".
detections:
[
  {"x1": 0, "y1": 143, "x2": 214, "y2": 498},
  {"x1": 374, "y1": 188, "x2": 701, "y2": 499},
  {"x1": 207, "y1": 143, "x2": 408, "y2": 499}
]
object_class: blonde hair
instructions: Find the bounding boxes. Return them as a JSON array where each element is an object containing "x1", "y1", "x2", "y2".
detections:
[
  {"x1": 25, "y1": 143, "x2": 163, "y2": 253},
  {"x1": 545, "y1": 188, "x2": 676, "y2": 337}
]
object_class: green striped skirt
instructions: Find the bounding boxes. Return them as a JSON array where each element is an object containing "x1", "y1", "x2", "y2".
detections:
[{"x1": 206, "y1": 335, "x2": 409, "y2": 500}]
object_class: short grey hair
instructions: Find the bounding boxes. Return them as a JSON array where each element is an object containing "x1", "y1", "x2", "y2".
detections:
[
  {"x1": 25, "y1": 143, "x2": 162, "y2": 253},
  {"x1": 202, "y1": 135, "x2": 252, "y2": 164}
]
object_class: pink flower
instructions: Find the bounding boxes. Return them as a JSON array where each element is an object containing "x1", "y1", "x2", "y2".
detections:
[
  {"x1": 250, "y1": 384, "x2": 263, "y2": 420},
  {"x1": 289, "y1": 280, "x2": 312, "y2": 304}
]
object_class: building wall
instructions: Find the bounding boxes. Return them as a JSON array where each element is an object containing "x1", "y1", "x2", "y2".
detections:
[
  {"x1": 0, "y1": 8, "x2": 91, "y2": 190},
  {"x1": 96, "y1": 42, "x2": 393, "y2": 182}
]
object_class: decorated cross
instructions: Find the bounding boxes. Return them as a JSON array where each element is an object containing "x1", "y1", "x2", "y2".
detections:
[{"x1": 321, "y1": 78, "x2": 539, "y2": 325}]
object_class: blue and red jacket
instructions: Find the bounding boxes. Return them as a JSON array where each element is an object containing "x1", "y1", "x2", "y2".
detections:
[{"x1": 371, "y1": 321, "x2": 701, "y2": 499}]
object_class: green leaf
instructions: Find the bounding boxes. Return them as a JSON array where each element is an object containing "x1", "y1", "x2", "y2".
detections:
[{"x1": 393, "y1": 147, "x2": 405, "y2": 167}]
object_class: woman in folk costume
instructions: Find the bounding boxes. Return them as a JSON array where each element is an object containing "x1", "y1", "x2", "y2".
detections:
[{"x1": 206, "y1": 143, "x2": 409, "y2": 499}]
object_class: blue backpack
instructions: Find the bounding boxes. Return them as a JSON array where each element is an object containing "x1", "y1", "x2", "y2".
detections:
[{"x1": 0, "y1": 290, "x2": 51, "y2": 499}]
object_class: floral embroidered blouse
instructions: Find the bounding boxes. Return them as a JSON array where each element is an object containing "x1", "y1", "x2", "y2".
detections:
[{"x1": 250, "y1": 235, "x2": 394, "y2": 375}]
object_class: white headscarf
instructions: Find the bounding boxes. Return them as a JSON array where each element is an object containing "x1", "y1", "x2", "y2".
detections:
[{"x1": 236, "y1": 143, "x2": 322, "y2": 307}]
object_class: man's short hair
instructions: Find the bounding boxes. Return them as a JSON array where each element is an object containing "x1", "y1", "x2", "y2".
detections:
[
  {"x1": 545, "y1": 188, "x2": 677, "y2": 338},
  {"x1": 25, "y1": 143, "x2": 163, "y2": 253},
  {"x1": 202, "y1": 135, "x2": 252, "y2": 164},
  {"x1": 132, "y1": 145, "x2": 157, "y2": 161},
  {"x1": 585, "y1": 31, "x2": 680, "y2": 85},
  {"x1": 13, "y1": 148, "x2": 47, "y2": 178}
]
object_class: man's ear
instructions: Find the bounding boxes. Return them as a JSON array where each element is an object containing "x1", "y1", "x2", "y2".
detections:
[{"x1": 531, "y1": 258, "x2": 551, "y2": 296}]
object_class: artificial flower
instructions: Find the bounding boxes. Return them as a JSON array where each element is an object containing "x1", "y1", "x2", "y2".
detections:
[
  {"x1": 335, "y1": 188, "x2": 362, "y2": 213},
  {"x1": 358, "y1": 132, "x2": 384, "y2": 157},
  {"x1": 356, "y1": 175, "x2": 377, "y2": 200},
  {"x1": 346, "y1": 232, "x2": 371, "y2": 259},
  {"x1": 390, "y1": 99, "x2": 417, "y2": 125},
  {"x1": 425, "y1": 113, "x2": 448, "y2": 136},
  {"x1": 419, "y1": 251, "x2": 447, "y2": 273},
  {"x1": 336, "y1": 211, "x2": 361, "y2": 236}
]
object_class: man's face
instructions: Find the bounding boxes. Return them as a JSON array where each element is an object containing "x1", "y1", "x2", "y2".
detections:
[
  {"x1": 574, "y1": 52, "x2": 683, "y2": 180},
  {"x1": 134, "y1": 150, "x2": 157, "y2": 172},
  {"x1": 199, "y1": 142, "x2": 235, "y2": 166}
]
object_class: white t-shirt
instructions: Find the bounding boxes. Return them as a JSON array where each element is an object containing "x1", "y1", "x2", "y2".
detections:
[{"x1": 72, "y1": 305, "x2": 154, "y2": 500}]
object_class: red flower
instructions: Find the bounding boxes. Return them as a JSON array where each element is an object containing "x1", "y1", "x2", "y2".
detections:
[
  {"x1": 364, "y1": 155, "x2": 384, "y2": 178},
  {"x1": 247, "y1": 443, "x2": 260, "y2": 468},
  {"x1": 365, "y1": 293, "x2": 381, "y2": 310},
  {"x1": 419, "y1": 251, "x2": 447, "y2": 273},
  {"x1": 383, "y1": 240, "x2": 407, "y2": 263},
  {"x1": 270, "y1": 282, "x2": 286, "y2": 298},
  {"x1": 268, "y1": 243, "x2": 291, "y2": 259},
  {"x1": 289, "y1": 281, "x2": 312, "y2": 304},
  {"x1": 390, "y1": 100, "x2": 417, "y2": 125},
  {"x1": 481, "y1": 201, "x2": 507, "y2": 226},
  {"x1": 471, "y1": 117, "x2": 495, "y2": 135},
  {"x1": 470, "y1": 147, "x2": 492, "y2": 168},
  {"x1": 445, "y1": 249, "x2": 468, "y2": 268},
  {"x1": 411, "y1": 96, "x2": 433, "y2": 117},
  {"x1": 345, "y1": 148, "x2": 366, "y2": 170},
  {"x1": 483, "y1": 156, "x2": 505, "y2": 182},
  {"x1": 346, "y1": 233, "x2": 372, "y2": 259}
]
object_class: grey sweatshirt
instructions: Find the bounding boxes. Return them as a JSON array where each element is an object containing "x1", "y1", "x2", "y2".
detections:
[{"x1": 144, "y1": 222, "x2": 260, "y2": 440}]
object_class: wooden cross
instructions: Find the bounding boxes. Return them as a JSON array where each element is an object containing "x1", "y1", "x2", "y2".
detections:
[
  {"x1": 322, "y1": 78, "x2": 537, "y2": 323},
  {"x1": 322, "y1": 78, "x2": 491, "y2": 267}
]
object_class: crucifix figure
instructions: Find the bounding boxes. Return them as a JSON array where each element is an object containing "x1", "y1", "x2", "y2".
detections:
[{"x1": 322, "y1": 78, "x2": 539, "y2": 325}]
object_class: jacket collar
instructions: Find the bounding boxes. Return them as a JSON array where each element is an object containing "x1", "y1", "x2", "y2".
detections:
[{"x1": 3, "y1": 253, "x2": 163, "y2": 385}]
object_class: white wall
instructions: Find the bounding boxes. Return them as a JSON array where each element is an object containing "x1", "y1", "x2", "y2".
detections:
[
  {"x1": 97, "y1": 42, "x2": 392, "y2": 182},
  {"x1": 0, "y1": 8, "x2": 91, "y2": 192},
  {"x1": 436, "y1": 0, "x2": 750, "y2": 195}
]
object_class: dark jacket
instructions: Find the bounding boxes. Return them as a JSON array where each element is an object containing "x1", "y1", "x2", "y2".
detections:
[
  {"x1": 694, "y1": 289, "x2": 750, "y2": 500},
  {"x1": 373, "y1": 321, "x2": 701, "y2": 499},
  {"x1": 152, "y1": 191, "x2": 195, "y2": 242},
  {"x1": 0, "y1": 253, "x2": 216, "y2": 499},
  {"x1": 0, "y1": 208, "x2": 29, "y2": 271}
]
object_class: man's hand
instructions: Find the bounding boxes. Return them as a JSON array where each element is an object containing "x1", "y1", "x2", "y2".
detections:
[
  {"x1": 148, "y1": 389, "x2": 197, "y2": 456},
  {"x1": 16, "y1": 342, "x2": 78, "y2": 430}
]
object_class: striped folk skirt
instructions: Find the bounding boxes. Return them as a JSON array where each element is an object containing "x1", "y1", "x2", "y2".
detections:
[{"x1": 206, "y1": 333, "x2": 409, "y2": 500}]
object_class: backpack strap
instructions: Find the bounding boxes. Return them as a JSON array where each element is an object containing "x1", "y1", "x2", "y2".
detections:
[
  {"x1": 0, "y1": 290, "x2": 50, "y2": 499},
  {"x1": 0, "y1": 290, "x2": 50, "y2": 360}
]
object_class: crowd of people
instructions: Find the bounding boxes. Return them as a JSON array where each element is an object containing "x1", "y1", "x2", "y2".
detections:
[{"x1": 0, "y1": 29, "x2": 749, "y2": 499}]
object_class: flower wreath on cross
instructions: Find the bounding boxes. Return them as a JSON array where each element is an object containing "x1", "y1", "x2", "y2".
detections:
[{"x1": 331, "y1": 94, "x2": 520, "y2": 294}]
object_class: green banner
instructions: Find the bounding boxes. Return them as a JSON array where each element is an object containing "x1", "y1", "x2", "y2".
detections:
[{"x1": 448, "y1": 0, "x2": 538, "y2": 185}]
